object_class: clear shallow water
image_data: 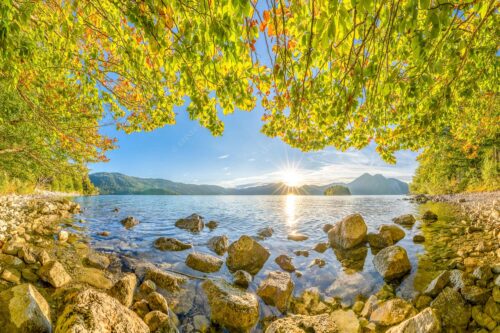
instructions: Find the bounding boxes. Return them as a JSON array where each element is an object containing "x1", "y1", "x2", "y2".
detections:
[{"x1": 72, "y1": 195, "x2": 456, "y2": 303}]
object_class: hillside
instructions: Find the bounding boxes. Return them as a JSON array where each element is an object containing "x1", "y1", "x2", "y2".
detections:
[{"x1": 90, "y1": 172, "x2": 408, "y2": 195}]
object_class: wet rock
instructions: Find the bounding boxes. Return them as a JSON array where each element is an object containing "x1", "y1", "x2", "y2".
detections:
[
  {"x1": 175, "y1": 214, "x2": 204, "y2": 232},
  {"x1": 257, "y1": 271, "x2": 294, "y2": 313},
  {"x1": 294, "y1": 250, "x2": 309, "y2": 257},
  {"x1": 202, "y1": 279, "x2": 259, "y2": 332},
  {"x1": 373, "y1": 246, "x2": 411, "y2": 280},
  {"x1": 1, "y1": 267, "x2": 21, "y2": 284},
  {"x1": 367, "y1": 231, "x2": 393, "y2": 248},
  {"x1": 265, "y1": 310, "x2": 360, "y2": 333},
  {"x1": 98, "y1": 231, "x2": 110, "y2": 237},
  {"x1": 472, "y1": 305, "x2": 497, "y2": 331},
  {"x1": 379, "y1": 225, "x2": 405, "y2": 242},
  {"x1": 109, "y1": 273, "x2": 137, "y2": 307},
  {"x1": 257, "y1": 227, "x2": 274, "y2": 239},
  {"x1": 74, "y1": 267, "x2": 113, "y2": 289},
  {"x1": 313, "y1": 242, "x2": 329, "y2": 253},
  {"x1": 360, "y1": 295, "x2": 379, "y2": 318},
  {"x1": 291, "y1": 288, "x2": 336, "y2": 315},
  {"x1": 54, "y1": 288, "x2": 149, "y2": 333},
  {"x1": 392, "y1": 214, "x2": 416, "y2": 226},
  {"x1": 370, "y1": 298, "x2": 415, "y2": 326},
  {"x1": 0, "y1": 283, "x2": 51, "y2": 332},
  {"x1": 207, "y1": 235, "x2": 229, "y2": 255},
  {"x1": 412, "y1": 235, "x2": 425, "y2": 243},
  {"x1": 85, "y1": 252, "x2": 110, "y2": 270},
  {"x1": 287, "y1": 233, "x2": 309, "y2": 241},
  {"x1": 461, "y1": 285, "x2": 490, "y2": 304},
  {"x1": 309, "y1": 258, "x2": 326, "y2": 268},
  {"x1": 154, "y1": 237, "x2": 192, "y2": 251},
  {"x1": 333, "y1": 246, "x2": 368, "y2": 272},
  {"x1": 121, "y1": 216, "x2": 140, "y2": 229},
  {"x1": 140, "y1": 279, "x2": 156, "y2": 294},
  {"x1": 430, "y1": 287, "x2": 470, "y2": 329},
  {"x1": 147, "y1": 291, "x2": 169, "y2": 313},
  {"x1": 328, "y1": 213, "x2": 367, "y2": 250},
  {"x1": 275, "y1": 254, "x2": 296, "y2": 272},
  {"x1": 322, "y1": 224, "x2": 334, "y2": 233},
  {"x1": 423, "y1": 271, "x2": 450, "y2": 297},
  {"x1": 144, "y1": 311, "x2": 170, "y2": 332},
  {"x1": 58, "y1": 230, "x2": 69, "y2": 242},
  {"x1": 226, "y1": 235, "x2": 270, "y2": 275},
  {"x1": 131, "y1": 299, "x2": 150, "y2": 319},
  {"x1": 386, "y1": 307, "x2": 441, "y2": 333},
  {"x1": 206, "y1": 220, "x2": 219, "y2": 230},
  {"x1": 144, "y1": 268, "x2": 187, "y2": 292},
  {"x1": 185, "y1": 252, "x2": 223, "y2": 273},
  {"x1": 422, "y1": 211, "x2": 438, "y2": 222},
  {"x1": 38, "y1": 261, "x2": 72, "y2": 288},
  {"x1": 193, "y1": 315, "x2": 210, "y2": 332},
  {"x1": 233, "y1": 270, "x2": 252, "y2": 288}
]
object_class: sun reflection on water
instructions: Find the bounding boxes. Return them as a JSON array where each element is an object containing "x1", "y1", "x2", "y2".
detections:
[{"x1": 285, "y1": 194, "x2": 296, "y2": 227}]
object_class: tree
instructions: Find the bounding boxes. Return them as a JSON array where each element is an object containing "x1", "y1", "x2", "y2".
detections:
[{"x1": 324, "y1": 185, "x2": 351, "y2": 196}]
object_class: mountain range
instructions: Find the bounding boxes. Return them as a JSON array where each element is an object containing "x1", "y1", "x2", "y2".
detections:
[{"x1": 89, "y1": 172, "x2": 409, "y2": 195}]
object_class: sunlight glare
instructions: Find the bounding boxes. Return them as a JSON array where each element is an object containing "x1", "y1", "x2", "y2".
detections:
[
  {"x1": 281, "y1": 168, "x2": 303, "y2": 187},
  {"x1": 285, "y1": 193, "x2": 296, "y2": 226}
]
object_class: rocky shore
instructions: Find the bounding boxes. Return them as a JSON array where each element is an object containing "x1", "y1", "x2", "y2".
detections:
[{"x1": 0, "y1": 193, "x2": 498, "y2": 333}]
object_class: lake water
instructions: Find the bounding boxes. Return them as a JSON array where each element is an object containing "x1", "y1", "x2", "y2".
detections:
[{"x1": 72, "y1": 195, "x2": 461, "y2": 305}]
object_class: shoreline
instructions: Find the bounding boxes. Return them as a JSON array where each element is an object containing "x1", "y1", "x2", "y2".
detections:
[{"x1": 0, "y1": 193, "x2": 498, "y2": 332}]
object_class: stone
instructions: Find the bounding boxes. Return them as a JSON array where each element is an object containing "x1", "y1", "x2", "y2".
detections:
[
  {"x1": 38, "y1": 261, "x2": 72, "y2": 288},
  {"x1": 275, "y1": 254, "x2": 296, "y2": 272},
  {"x1": 185, "y1": 252, "x2": 223, "y2": 273},
  {"x1": 175, "y1": 214, "x2": 204, "y2": 232},
  {"x1": 233, "y1": 270, "x2": 252, "y2": 288},
  {"x1": 54, "y1": 289, "x2": 149, "y2": 333},
  {"x1": 202, "y1": 279, "x2": 259, "y2": 332},
  {"x1": 386, "y1": 307, "x2": 441, "y2": 333},
  {"x1": 422, "y1": 211, "x2": 438, "y2": 221},
  {"x1": 472, "y1": 306, "x2": 497, "y2": 331},
  {"x1": 370, "y1": 298, "x2": 415, "y2": 326},
  {"x1": 206, "y1": 220, "x2": 219, "y2": 230},
  {"x1": 58, "y1": 230, "x2": 69, "y2": 242},
  {"x1": 287, "y1": 233, "x2": 309, "y2": 241},
  {"x1": 449, "y1": 269, "x2": 473, "y2": 290},
  {"x1": 412, "y1": 235, "x2": 425, "y2": 243},
  {"x1": 309, "y1": 258, "x2": 326, "y2": 268},
  {"x1": 294, "y1": 250, "x2": 309, "y2": 257},
  {"x1": 257, "y1": 271, "x2": 294, "y2": 313},
  {"x1": 1, "y1": 268, "x2": 21, "y2": 284},
  {"x1": 473, "y1": 265, "x2": 493, "y2": 281},
  {"x1": 207, "y1": 235, "x2": 229, "y2": 255},
  {"x1": 423, "y1": 271, "x2": 450, "y2": 297},
  {"x1": 193, "y1": 315, "x2": 210, "y2": 332},
  {"x1": 226, "y1": 235, "x2": 270, "y2": 275},
  {"x1": 147, "y1": 292, "x2": 169, "y2": 313},
  {"x1": 392, "y1": 214, "x2": 416, "y2": 226},
  {"x1": 373, "y1": 246, "x2": 411, "y2": 280},
  {"x1": 0, "y1": 253, "x2": 24, "y2": 268},
  {"x1": 18, "y1": 246, "x2": 37, "y2": 264},
  {"x1": 154, "y1": 237, "x2": 192, "y2": 251},
  {"x1": 121, "y1": 216, "x2": 140, "y2": 229},
  {"x1": 74, "y1": 267, "x2": 113, "y2": 289},
  {"x1": 367, "y1": 231, "x2": 393, "y2": 248},
  {"x1": 379, "y1": 225, "x2": 406, "y2": 242},
  {"x1": 21, "y1": 269, "x2": 39, "y2": 282},
  {"x1": 328, "y1": 213, "x2": 367, "y2": 250},
  {"x1": 430, "y1": 287, "x2": 470, "y2": 329},
  {"x1": 37, "y1": 250, "x2": 51, "y2": 266},
  {"x1": 360, "y1": 295, "x2": 379, "y2": 318},
  {"x1": 140, "y1": 279, "x2": 156, "y2": 294},
  {"x1": 323, "y1": 224, "x2": 334, "y2": 233},
  {"x1": 493, "y1": 286, "x2": 500, "y2": 302},
  {"x1": 313, "y1": 243, "x2": 329, "y2": 253},
  {"x1": 144, "y1": 268, "x2": 187, "y2": 292},
  {"x1": 143, "y1": 311, "x2": 170, "y2": 332},
  {"x1": 131, "y1": 300, "x2": 150, "y2": 319},
  {"x1": 484, "y1": 296, "x2": 500, "y2": 322},
  {"x1": 85, "y1": 252, "x2": 110, "y2": 269},
  {"x1": 464, "y1": 257, "x2": 481, "y2": 270},
  {"x1": 0, "y1": 284, "x2": 51, "y2": 332},
  {"x1": 414, "y1": 295, "x2": 432, "y2": 310},
  {"x1": 265, "y1": 310, "x2": 360, "y2": 333},
  {"x1": 98, "y1": 231, "x2": 110, "y2": 237},
  {"x1": 257, "y1": 227, "x2": 274, "y2": 239},
  {"x1": 109, "y1": 273, "x2": 137, "y2": 307},
  {"x1": 461, "y1": 285, "x2": 490, "y2": 304}
]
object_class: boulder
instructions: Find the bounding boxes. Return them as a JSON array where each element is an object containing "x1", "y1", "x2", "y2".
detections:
[
  {"x1": 74, "y1": 267, "x2": 113, "y2": 289},
  {"x1": 121, "y1": 216, "x2": 140, "y2": 229},
  {"x1": 257, "y1": 271, "x2": 294, "y2": 313},
  {"x1": 328, "y1": 214, "x2": 367, "y2": 250},
  {"x1": 392, "y1": 214, "x2": 416, "y2": 226},
  {"x1": 109, "y1": 273, "x2": 137, "y2": 307},
  {"x1": 233, "y1": 270, "x2": 252, "y2": 288},
  {"x1": 0, "y1": 284, "x2": 51, "y2": 332},
  {"x1": 461, "y1": 285, "x2": 490, "y2": 304},
  {"x1": 202, "y1": 279, "x2": 259, "y2": 332},
  {"x1": 379, "y1": 225, "x2": 406, "y2": 242},
  {"x1": 175, "y1": 214, "x2": 204, "y2": 232},
  {"x1": 287, "y1": 233, "x2": 309, "y2": 241},
  {"x1": 373, "y1": 246, "x2": 411, "y2": 280},
  {"x1": 423, "y1": 271, "x2": 450, "y2": 297},
  {"x1": 449, "y1": 269, "x2": 473, "y2": 290},
  {"x1": 226, "y1": 235, "x2": 270, "y2": 275},
  {"x1": 18, "y1": 246, "x2": 37, "y2": 264},
  {"x1": 140, "y1": 280, "x2": 156, "y2": 294},
  {"x1": 422, "y1": 211, "x2": 438, "y2": 222},
  {"x1": 85, "y1": 252, "x2": 110, "y2": 270},
  {"x1": 144, "y1": 268, "x2": 187, "y2": 292},
  {"x1": 143, "y1": 311, "x2": 170, "y2": 332},
  {"x1": 386, "y1": 307, "x2": 441, "y2": 333},
  {"x1": 147, "y1": 292, "x2": 169, "y2": 313},
  {"x1": 38, "y1": 261, "x2": 72, "y2": 288},
  {"x1": 207, "y1": 235, "x2": 229, "y2": 255},
  {"x1": 370, "y1": 298, "x2": 415, "y2": 326},
  {"x1": 366, "y1": 231, "x2": 393, "y2": 248},
  {"x1": 54, "y1": 289, "x2": 149, "y2": 333},
  {"x1": 430, "y1": 287, "x2": 470, "y2": 329},
  {"x1": 275, "y1": 254, "x2": 296, "y2": 272},
  {"x1": 154, "y1": 237, "x2": 192, "y2": 251},
  {"x1": 257, "y1": 227, "x2": 274, "y2": 239},
  {"x1": 185, "y1": 252, "x2": 223, "y2": 273},
  {"x1": 265, "y1": 310, "x2": 360, "y2": 333}
]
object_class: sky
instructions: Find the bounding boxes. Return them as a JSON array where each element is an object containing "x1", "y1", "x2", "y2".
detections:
[{"x1": 90, "y1": 106, "x2": 419, "y2": 187}]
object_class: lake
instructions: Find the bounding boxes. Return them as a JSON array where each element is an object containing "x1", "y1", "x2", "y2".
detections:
[{"x1": 72, "y1": 195, "x2": 461, "y2": 305}]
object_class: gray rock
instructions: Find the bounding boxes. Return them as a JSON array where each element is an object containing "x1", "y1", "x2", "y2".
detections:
[
  {"x1": 226, "y1": 235, "x2": 270, "y2": 275},
  {"x1": 257, "y1": 271, "x2": 294, "y2": 313},
  {"x1": 424, "y1": 271, "x2": 450, "y2": 297},
  {"x1": 109, "y1": 273, "x2": 137, "y2": 307},
  {"x1": 185, "y1": 252, "x2": 223, "y2": 273},
  {"x1": 121, "y1": 216, "x2": 140, "y2": 229},
  {"x1": 233, "y1": 270, "x2": 252, "y2": 288},
  {"x1": 386, "y1": 307, "x2": 441, "y2": 333},
  {"x1": 207, "y1": 235, "x2": 229, "y2": 255},
  {"x1": 373, "y1": 246, "x2": 411, "y2": 280},
  {"x1": 175, "y1": 214, "x2": 204, "y2": 232},
  {"x1": 328, "y1": 214, "x2": 367, "y2": 249},
  {"x1": 430, "y1": 287, "x2": 470, "y2": 329},
  {"x1": 154, "y1": 237, "x2": 192, "y2": 251},
  {"x1": 392, "y1": 214, "x2": 416, "y2": 226}
]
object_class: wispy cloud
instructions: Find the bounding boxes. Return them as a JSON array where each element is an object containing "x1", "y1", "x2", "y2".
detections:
[{"x1": 218, "y1": 154, "x2": 230, "y2": 159}]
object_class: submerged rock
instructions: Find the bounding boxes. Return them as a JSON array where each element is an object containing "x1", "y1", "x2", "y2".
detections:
[
  {"x1": 121, "y1": 216, "x2": 140, "y2": 229},
  {"x1": 328, "y1": 213, "x2": 367, "y2": 250},
  {"x1": 226, "y1": 235, "x2": 270, "y2": 275},
  {"x1": 174, "y1": 214, "x2": 204, "y2": 232},
  {"x1": 265, "y1": 310, "x2": 360, "y2": 333},
  {"x1": 275, "y1": 254, "x2": 296, "y2": 272},
  {"x1": 202, "y1": 279, "x2": 259, "y2": 332},
  {"x1": 143, "y1": 311, "x2": 172, "y2": 332},
  {"x1": 109, "y1": 273, "x2": 137, "y2": 307},
  {"x1": 257, "y1": 227, "x2": 274, "y2": 239},
  {"x1": 369, "y1": 298, "x2": 415, "y2": 326},
  {"x1": 207, "y1": 235, "x2": 229, "y2": 255},
  {"x1": 146, "y1": 292, "x2": 169, "y2": 313},
  {"x1": 233, "y1": 270, "x2": 252, "y2": 288},
  {"x1": 38, "y1": 261, "x2": 72, "y2": 288},
  {"x1": 430, "y1": 287, "x2": 471, "y2": 329},
  {"x1": 367, "y1": 231, "x2": 393, "y2": 248},
  {"x1": 313, "y1": 242, "x2": 329, "y2": 253},
  {"x1": 373, "y1": 246, "x2": 411, "y2": 280},
  {"x1": 412, "y1": 235, "x2": 425, "y2": 243},
  {"x1": 144, "y1": 268, "x2": 187, "y2": 292},
  {"x1": 206, "y1": 220, "x2": 219, "y2": 230},
  {"x1": 422, "y1": 211, "x2": 438, "y2": 222},
  {"x1": 55, "y1": 289, "x2": 149, "y2": 333},
  {"x1": 392, "y1": 214, "x2": 416, "y2": 226},
  {"x1": 0, "y1": 283, "x2": 51, "y2": 332},
  {"x1": 154, "y1": 237, "x2": 192, "y2": 251},
  {"x1": 386, "y1": 307, "x2": 441, "y2": 333},
  {"x1": 257, "y1": 271, "x2": 294, "y2": 313},
  {"x1": 185, "y1": 252, "x2": 223, "y2": 273},
  {"x1": 379, "y1": 225, "x2": 405, "y2": 242}
]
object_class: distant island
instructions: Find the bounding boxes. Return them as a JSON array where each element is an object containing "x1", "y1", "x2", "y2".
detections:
[
  {"x1": 90, "y1": 172, "x2": 409, "y2": 195},
  {"x1": 324, "y1": 185, "x2": 351, "y2": 196}
]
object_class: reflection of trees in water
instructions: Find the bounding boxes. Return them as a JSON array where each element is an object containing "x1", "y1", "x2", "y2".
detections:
[{"x1": 333, "y1": 246, "x2": 368, "y2": 272}]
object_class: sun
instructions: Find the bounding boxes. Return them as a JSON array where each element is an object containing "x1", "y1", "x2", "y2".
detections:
[{"x1": 281, "y1": 168, "x2": 302, "y2": 187}]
